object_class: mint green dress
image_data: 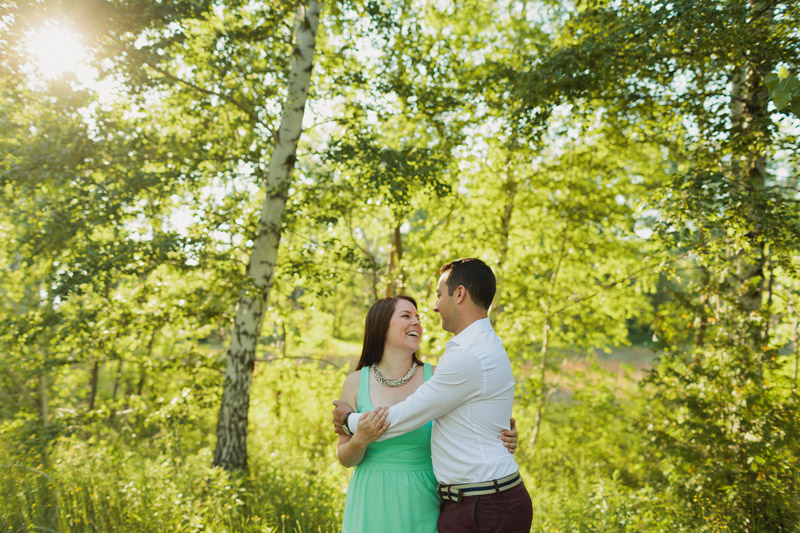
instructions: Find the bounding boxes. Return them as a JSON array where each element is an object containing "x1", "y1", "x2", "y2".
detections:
[{"x1": 341, "y1": 363, "x2": 439, "y2": 533}]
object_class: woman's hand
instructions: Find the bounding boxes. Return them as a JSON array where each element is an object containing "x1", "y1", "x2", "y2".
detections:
[
  {"x1": 352, "y1": 406, "x2": 390, "y2": 446},
  {"x1": 499, "y1": 418, "x2": 518, "y2": 454}
]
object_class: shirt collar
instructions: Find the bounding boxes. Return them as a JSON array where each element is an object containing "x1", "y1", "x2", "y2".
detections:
[{"x1": 448, "y1": 317, "x2": 493, "y2": 348}]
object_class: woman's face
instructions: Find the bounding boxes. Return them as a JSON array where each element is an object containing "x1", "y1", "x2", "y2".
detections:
[{"x1": 385, "y1": 299, "x2": 422, "y2": 354}]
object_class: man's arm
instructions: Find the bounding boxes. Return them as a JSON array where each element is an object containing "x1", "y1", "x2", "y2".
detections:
[{"x1": 349, "y1": 347, "x2": 482, "y2": 439}]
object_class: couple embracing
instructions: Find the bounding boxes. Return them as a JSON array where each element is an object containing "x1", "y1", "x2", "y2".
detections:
[{"x1": 332, "y1": 258, "x2": 534, "y2": 532}]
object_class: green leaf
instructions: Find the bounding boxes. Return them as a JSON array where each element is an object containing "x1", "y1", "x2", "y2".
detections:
[
  {"x1": 765, "y1": 72, "x2": 780, "y2": 92},
  {"x1": 773, "y1": 91, "x2": 791, "y2": 110},
  {"x1": 766, "y1": 72, "x2": 800, "y2": 114},
  {"x1": 781, "y1": 76, "x2": 800, "y2": 94},
  {"x1": 790, "y1": 97, "x2": 800, "y2": 118}
]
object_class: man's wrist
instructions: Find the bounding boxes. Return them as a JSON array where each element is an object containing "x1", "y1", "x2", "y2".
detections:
[{"x1": 342, "y1": 412, "x2": 353, "y2": 435}]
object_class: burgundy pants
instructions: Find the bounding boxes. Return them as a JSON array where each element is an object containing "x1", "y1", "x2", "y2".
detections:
[{"x1": 437, "y1": 482, "x2": 533, "y2": 533}]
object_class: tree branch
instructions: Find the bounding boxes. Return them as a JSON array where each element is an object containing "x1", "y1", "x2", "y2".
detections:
[
  {"x1": 141, "y1": 61, "x2": 262, "y2": 126},
  {"x1": 103, "y1": 37, "x2": 265, "y2": 127},
  {"x1": 552, "y1": 251, "x2": 690, "y2": 317},
  {"x1": 255, "y1": 355, "x2": 342, "y2": 368}
]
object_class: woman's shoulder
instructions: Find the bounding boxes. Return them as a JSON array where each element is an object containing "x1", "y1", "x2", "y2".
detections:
[
  {"x1": 339, "y1": 369, "x2": 362, "y2": 404},
  {"x1": 342, "y1": 369, "x2": 362, "y2": 388}
]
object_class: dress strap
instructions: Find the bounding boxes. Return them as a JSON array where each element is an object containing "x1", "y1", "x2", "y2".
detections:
[
  {"x1": 423, "y1": 362, "x2": 432, "y2": 382},
  {"x1": 357, "y1": 366, "x2": 373, "y2": 412}
]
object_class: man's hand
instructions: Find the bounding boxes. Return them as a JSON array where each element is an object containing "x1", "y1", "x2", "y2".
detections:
[{"x1": 332, "y1": 399, "x2": 355, "y2": 435}]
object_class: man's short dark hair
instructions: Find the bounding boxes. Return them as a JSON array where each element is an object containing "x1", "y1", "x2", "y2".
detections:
[{"x1": 440, "y1": 258, "x2": 496, "y2": 310}]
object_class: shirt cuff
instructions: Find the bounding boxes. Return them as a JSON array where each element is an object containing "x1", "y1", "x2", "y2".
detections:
[{"x1": 347, "y1": 412, "x2": 363, "y2": 434}]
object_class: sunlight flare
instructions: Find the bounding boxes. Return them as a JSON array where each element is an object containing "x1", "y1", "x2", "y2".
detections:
[{"x1": 28, "y1": 23, "x2": 86, "y2": 79}]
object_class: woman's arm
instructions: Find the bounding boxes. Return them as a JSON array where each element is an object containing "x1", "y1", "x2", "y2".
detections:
[
  {"x1": 499, "y1": 418, "x2": 518, "y2": 454},
  {"x1": 336, "y1": 407, "x2": 390, "y2": 467},
  {"x1": 335, "y1": 372, "x2": 391, "y2": 467},
  {"x1": 335, "y1": 372, "x2": 360, "y2": 465}
]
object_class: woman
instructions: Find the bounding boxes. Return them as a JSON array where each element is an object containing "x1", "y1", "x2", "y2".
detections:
[{"x1": 336, "y1": 296, "x2": 518, "y2": 532}]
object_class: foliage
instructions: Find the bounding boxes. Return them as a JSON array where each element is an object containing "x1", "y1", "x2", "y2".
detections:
[
  {"x1": 504, "y1": 0, "x2": 800, "y2": 528},
  {"x1": 766, "y1": 68, "x2": 800, "y2": 119},
  {"x1": 1, "y1": 0, "x2": 800, "y2": 531}
]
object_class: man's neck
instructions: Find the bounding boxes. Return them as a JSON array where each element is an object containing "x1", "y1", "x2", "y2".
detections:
[{"x1": 451, "y1": 310, "x2": 488, "y2": 336}]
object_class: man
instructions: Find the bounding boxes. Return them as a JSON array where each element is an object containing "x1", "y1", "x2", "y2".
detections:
[{"x1": 333, "y1": 258, "x2": 533, "y2": 532}]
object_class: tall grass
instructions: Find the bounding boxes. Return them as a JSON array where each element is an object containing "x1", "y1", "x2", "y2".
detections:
[
  {"x1": 1, "y1": 359, "x2": 349, "y2": 532},
  {"x1": 0, "y1": 443, "x2": 345, "y2": 532},
  {"x1": 1, "y1": 356, "x2": 784, "y2": 531}
]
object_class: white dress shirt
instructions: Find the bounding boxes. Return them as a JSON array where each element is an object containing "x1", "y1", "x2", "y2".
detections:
[{"x1": 349, "y1": 318, "x2": 519, "y2": 485}]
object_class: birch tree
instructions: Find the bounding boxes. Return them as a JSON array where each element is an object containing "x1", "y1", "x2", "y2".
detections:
[{"x1": 212, "y1": 0, "x2": 321, "y2": 471}]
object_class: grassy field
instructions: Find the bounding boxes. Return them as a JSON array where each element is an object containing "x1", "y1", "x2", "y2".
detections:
[{"x1": 1, "y1": 343, "x2": 750, "y2": 532}]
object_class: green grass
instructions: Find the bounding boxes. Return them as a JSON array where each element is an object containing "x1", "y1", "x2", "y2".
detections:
[{"x1": 1, "y1": 353, "x2": 790, "y2": 532}]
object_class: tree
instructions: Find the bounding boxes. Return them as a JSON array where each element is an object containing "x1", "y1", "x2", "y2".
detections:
[
  {"x1": 507, "y1": 0, "x2": 800, "y2": 527},
  {"x1": 213, "y1": 0, "x2": 321, "y2": 470}
]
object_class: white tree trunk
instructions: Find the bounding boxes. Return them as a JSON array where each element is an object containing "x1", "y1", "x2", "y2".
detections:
[
  {"x1": 213, "y1": 0, "x2": 321, "y2": 471},
  {"x1": 728, "y1": 57, "x2": 770, "y2": 317}
]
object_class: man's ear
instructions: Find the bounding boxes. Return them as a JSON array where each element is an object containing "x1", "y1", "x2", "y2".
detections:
[{"x1": 455, "y1": 285, "x2": 467, "y2": 304}]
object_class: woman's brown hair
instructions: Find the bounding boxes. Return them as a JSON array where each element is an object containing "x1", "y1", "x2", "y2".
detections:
[{"x1": 355, "y1": 296, "x2": 423, "y2": 370}]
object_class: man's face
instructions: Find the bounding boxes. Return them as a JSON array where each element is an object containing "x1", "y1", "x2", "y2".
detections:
[{"x1": 433, "y1": 272, "x2": 457, "y2": 333}]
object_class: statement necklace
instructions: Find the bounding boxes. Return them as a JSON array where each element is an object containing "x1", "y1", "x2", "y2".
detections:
[{"x1": 374, "y1": 362, "x2": 418, "y2": 387}]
